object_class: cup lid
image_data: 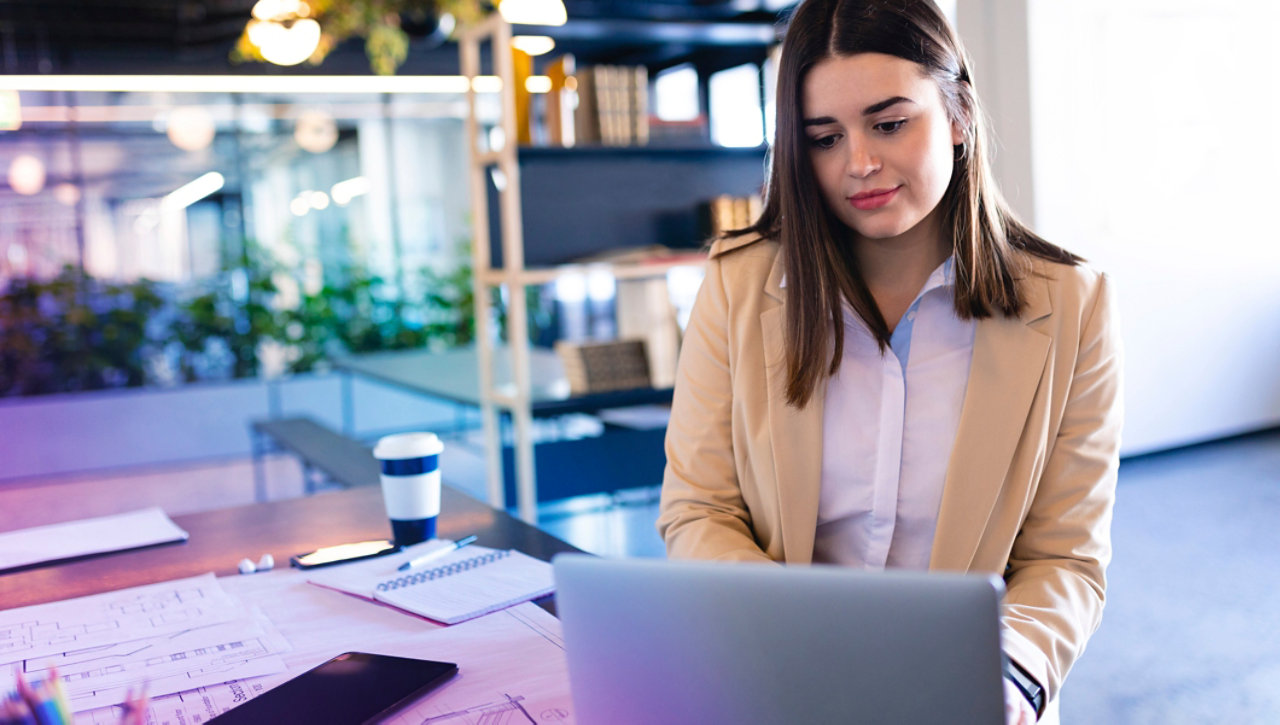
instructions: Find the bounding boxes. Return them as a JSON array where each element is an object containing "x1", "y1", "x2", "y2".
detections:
[{"x1": 373, "y1": 431, "x2": 443, "y2": 460}]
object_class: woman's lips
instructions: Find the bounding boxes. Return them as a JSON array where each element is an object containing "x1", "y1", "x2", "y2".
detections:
[{"x1": 848, "y1": 186, "x2": 900, "y2": 210}]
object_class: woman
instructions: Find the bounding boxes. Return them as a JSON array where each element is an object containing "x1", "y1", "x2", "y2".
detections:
[{"x1": 656, "y1": 0, "x2": 1122, "y2": 722}]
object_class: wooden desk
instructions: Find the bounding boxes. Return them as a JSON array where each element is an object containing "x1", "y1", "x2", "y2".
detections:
[{"x1": 2, "y1": 486, "x2": 583, "y2": 611}]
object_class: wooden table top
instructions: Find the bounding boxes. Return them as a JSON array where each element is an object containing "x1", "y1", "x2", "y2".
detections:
[{"x1": 1, "y1": 486, "x2": 583, "y2": 611}]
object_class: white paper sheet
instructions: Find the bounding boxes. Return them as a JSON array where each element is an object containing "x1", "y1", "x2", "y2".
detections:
[
  {"x1": 0, "y1": 507, "x2": 189, "y2": 572},
  {"x1": 0, "y1": 574, "x2": 240, "y2": 662},
  {"x1": 74, "y1": 568, "x2": 576, "y2": 724},
  {"x1": 0, "y1": 575, "x2": 293, "y2": 712}
]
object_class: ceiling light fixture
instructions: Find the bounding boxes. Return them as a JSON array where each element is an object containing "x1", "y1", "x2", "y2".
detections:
[
  {"x1": 163, "y1": 172, "x2": 225, "y2": 210},
  {"x1": 498, "y1": 0, "x2": 568, "y2": 27},
  {"x1": 0, "y1": 75, "x2": 480, "y2": 94},
  {"x1": 53, "y1": 183, "x2": 81, "y2": 206},
  {"x1": 331, "y1": 176, "x2": 370, "y2": 205},
  {"x1": 166, "y1": 106, "x2": 217, "y2": 151},
  {"x1": 249, "y1": 17, "x2": 322, "y2": 66},
  {"x1": 247, "y1": 0, "x2": 320, "y2": 67},
  {"x1": 0, "y1": 90, "x2": 21, "y2": 131},
  {"x1": 524, "y1": 76, "x2": 552, "y2": 94},
  {"x1": 252, "y1": 0, "x2": 308, "y2": 20},
  {"x1": 7, "y1": 155, "x2": 46, "y2": 196},
  {"x1": 294, "y1": 109, "x2": 338, "y2": 153},
  {"x1": 512, "y1": 35, "x2": 556, "y2": 56}
]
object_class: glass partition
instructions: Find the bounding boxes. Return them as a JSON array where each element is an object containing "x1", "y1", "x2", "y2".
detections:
[{"x1": 0, "y1": 81, "x2": 475, "y2": 395}]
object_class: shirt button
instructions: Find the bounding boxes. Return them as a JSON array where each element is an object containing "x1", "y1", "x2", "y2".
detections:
[{"x1": 907, "y1": 311, "x2": 916, "y2": 321}]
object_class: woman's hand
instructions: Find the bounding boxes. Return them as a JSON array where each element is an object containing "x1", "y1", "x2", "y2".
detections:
[{"x1": 1004, "y1": 676, "x2": 1038, "y2": 724}]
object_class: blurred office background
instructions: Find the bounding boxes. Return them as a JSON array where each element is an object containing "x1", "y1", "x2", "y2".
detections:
[{"x1": 1, "y1": 0, "x2": 1278, "y2": 722}]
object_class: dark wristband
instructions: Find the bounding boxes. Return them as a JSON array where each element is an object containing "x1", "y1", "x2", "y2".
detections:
[{"x1": 1003, "y1": 657, "x2": 1045, "y2": 716}]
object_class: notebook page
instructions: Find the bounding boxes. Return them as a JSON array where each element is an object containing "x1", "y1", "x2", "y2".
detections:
[
  {"x1": 306, "y1": 538, "x2": 456, "y2": 598},
  {"x1": 372, "y1": 549, "x2": 554, "y2": 624}
]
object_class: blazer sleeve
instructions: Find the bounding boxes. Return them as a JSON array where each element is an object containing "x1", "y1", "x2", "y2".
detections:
[
  {"x1": 656, "y1": 255, "x2": 773, "y2": 563},
  {"x1": 1001, "y1": 271, "x2": 1124, "y2": 704}
]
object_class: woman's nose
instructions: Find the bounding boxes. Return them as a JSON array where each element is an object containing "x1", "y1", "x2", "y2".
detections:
[{"x1": 846, "y1": 139, "x2": 880, "y2": 178}]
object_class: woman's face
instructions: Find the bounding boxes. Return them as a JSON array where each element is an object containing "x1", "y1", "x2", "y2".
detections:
[{"x1": 802, "y1": 52, "x2": 963, "y2": 245}]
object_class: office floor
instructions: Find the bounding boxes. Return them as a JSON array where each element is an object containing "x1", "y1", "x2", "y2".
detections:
[{"x1": 3, "y1": 428, "x2": 1277, "y2": 722}]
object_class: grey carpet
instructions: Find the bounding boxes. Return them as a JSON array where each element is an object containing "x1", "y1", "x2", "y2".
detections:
[{"x1": 1061, "y1": 429, "x2": 1280, "y2": 723}]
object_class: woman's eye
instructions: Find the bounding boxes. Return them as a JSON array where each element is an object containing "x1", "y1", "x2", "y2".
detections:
[
  {"x1": 809, "y1": 134, "x2": 840, "y2": 150},
  {"x1": 874, "y1": 119, "x2": 907, "y2": 134}
]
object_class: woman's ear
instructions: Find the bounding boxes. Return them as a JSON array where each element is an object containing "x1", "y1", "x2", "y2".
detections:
[{"x1": 950, "y1": 120, "x2": 966, "y2": 147}]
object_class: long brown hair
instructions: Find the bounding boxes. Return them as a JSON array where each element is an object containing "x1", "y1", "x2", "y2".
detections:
[{"x1": 743, "y1": 0, "x2": 1079, "y2": 408}]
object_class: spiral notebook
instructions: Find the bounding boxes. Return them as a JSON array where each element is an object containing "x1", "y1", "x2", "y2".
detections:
[{"x1": 308, "y1": 542, "x2": 555, "y2": 625}]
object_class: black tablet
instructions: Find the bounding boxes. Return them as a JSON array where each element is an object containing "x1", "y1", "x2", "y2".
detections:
[{"x1": 208, "y1": 652, "x2": 458, "y2": 724}]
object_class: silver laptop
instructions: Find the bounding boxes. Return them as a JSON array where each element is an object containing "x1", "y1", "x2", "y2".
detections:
[{"x1": 553, "y1": 554, "x2": 1005, "y2": 725}]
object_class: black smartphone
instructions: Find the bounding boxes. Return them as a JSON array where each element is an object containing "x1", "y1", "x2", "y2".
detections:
[
  {"x1": 290, "y1": 539, "x2": 400, "y2": 569},
  {"x1": 208, "y1": 652, "x2": 457, "y2": 724}
]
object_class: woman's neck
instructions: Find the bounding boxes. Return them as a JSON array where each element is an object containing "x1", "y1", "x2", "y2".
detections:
[{"x1": 852, "y1": 210, "x2": 951, "y2": 332}]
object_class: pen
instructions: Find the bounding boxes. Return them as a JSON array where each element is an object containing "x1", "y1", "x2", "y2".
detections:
[{"x1": 397, "y1": 535, "x2": 478, "y2": 571}]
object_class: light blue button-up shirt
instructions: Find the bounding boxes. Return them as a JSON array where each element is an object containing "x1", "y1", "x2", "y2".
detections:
[{"x1": 812, "y1": 257, "x2": 976, "y2": 570}]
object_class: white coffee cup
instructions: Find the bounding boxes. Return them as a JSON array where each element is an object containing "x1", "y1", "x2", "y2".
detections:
[{"x1": 373, "y1": 432, "x2": 445, "y2": 547}]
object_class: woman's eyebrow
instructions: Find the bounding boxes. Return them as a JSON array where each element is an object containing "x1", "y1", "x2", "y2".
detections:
[
  {"x1": 803, "y1": 96, "x2": 918, "y2": 127},
  {"x1": 802, "y1": 116, "x2": 837, "y2": 127},
  {"x1": 863, "y1": 96, "x2": 915, "y2": 115}
]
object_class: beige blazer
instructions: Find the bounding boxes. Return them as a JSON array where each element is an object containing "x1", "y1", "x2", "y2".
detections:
[{"x1": 657, "y1": 234, "x2": 1123, "y2": 711}]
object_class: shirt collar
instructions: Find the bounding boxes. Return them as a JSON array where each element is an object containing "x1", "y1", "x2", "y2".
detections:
[{"x1": 779, "y1": 255, "x2": 956, "y2": 292}]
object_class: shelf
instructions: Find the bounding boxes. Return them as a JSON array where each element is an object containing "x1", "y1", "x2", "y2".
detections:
[
  {"x1": 478, "y1": 253, "x2": 708, "y2": 287},
  {"x1": 511, "y1": 19, "x2": 779, "y2": 48},
  {"x1": 516, "y1": 144, "x2": 769, "y2": 159}
]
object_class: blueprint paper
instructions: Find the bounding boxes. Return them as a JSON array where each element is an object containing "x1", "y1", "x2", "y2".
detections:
[
  {"x1": 0, "y1": 574, "x2": 293, "y2": 713},
  {"x1": 75, "y1": 569, "x2": 575, "y2": 724},
  {"x1": 0, "y1": 574, "x2": 241, "y2": 662},
  {"x1": 0, "y1": 507, "x2": 189, "y2": 572},
  {"x1": 6, "y1": 608, "x2": 291, "y2": 711}
]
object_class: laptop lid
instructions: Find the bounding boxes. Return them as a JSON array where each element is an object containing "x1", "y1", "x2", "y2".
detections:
[{"x1": 553, "y1": 554, "x2": 1005, "y2": 725}]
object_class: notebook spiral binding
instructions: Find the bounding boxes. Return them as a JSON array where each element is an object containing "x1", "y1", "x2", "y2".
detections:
[{"x1": 376, "y1": 550, "x2": 511, "y2": 592}]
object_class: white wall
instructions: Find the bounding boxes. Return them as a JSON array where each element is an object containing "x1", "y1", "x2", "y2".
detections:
[{"x1": 960, "y1": 0, "x2": 1280, "y2": 455}]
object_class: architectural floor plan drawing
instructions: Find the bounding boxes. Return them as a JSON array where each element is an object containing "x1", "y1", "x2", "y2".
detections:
[
  {"x1": 419, "y1": 693, "x2": 538, "y2": 724},
  {"x1": 0, "y1": 574, "x2": 241, "y2": 662},
  {"x1": 72, "y1": 571, "x2": 576, "y2": 724},
  {"x1": 0, "y1": 575, "x2": 293, "y2": 713},
  {"x1": 16, "y1": 611, "x2": 291, "y2": 711}
]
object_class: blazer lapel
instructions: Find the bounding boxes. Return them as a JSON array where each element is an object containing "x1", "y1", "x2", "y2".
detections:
[
  {"x1": 930, "y1": 272, "x2": 1053, "y2": 571},
  {"x1": 761, "y1": 253, "x2": 825, "y2": 563}
]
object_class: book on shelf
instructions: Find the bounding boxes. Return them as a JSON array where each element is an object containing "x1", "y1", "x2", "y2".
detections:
[
  {"x1": 513, "y1": 47, "x2": 535, "y2": 146},
  {"x1": 550, "y1": 56, "x2": 650, "y2": 148},
  {"x1": 544, "y1": 53, "x2": 576, "y2": 147},
  {"x1": 630, "y1": 65, "x2": 650, "y2": 146},
  {"x1": 555, "y1": 339, "x2": 652, "y2": 394},
  {"x1": 703, "y1": 193, "x2": 764, "y2": 237},
  {"x1": 571, "y1": 57, "x2": 600, "y2": 146},
  {"x1": 647, "y1": 116, "x2": 709, "y2": 146}
]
